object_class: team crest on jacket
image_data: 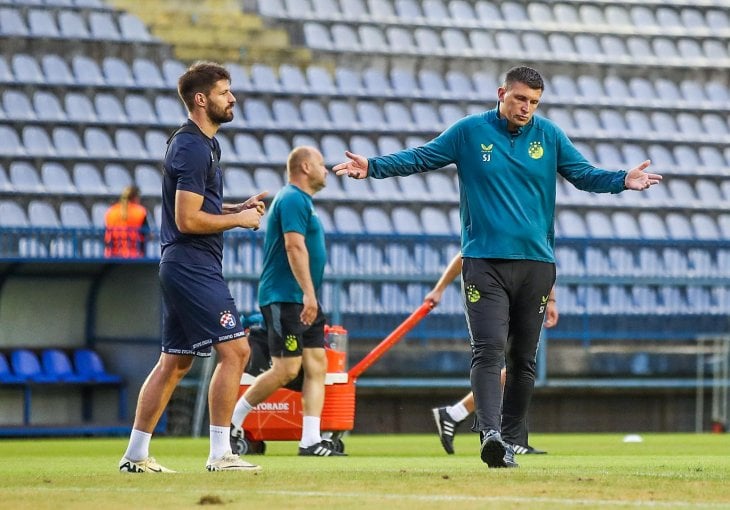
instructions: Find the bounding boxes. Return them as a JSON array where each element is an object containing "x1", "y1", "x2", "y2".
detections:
[
  {"x1": 480, "y1": 143, "x2": 493, "y2": 162},
  {"x1": 528, "y1": 141, "x2": 544, "y2": 159},
  {"x1": 219, "y1": 311, "x2": 237, "y2": 329}
]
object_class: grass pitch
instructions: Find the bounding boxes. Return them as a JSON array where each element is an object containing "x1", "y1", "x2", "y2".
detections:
[{"x1": 1, "y1": 433, "x2": 729, "y2": 509}]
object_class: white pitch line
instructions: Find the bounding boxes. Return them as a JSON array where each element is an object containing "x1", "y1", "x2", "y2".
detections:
[{"x1": 19, "y1": 486, "x2": 729, "y2": 508}]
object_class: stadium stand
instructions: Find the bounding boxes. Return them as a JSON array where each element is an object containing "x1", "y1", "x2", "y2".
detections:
[{"x1": 0, "y1": 0, "x2": 729, "y2": 433}]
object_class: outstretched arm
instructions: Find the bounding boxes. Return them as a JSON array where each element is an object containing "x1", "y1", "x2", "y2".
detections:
[
  {"x1": 624, "y1": 160, "x2": 662, "y2": 191},
  {"x1": 424, "y1": 252, "x2": 463, "y2": 308},
  {"x1": 333, "y1": 151, "x2": 369, "y2": 179}
]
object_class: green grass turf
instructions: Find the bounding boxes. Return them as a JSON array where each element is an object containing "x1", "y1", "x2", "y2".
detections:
[{"x1": 1, "y1": 433, "x2": 729, "y2": 509}]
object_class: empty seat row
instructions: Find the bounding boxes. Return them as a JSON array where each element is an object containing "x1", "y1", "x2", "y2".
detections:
[
  {"x1": 262, "y1": 0, "x2": 729, "y2": 37},
  {"x1": 0, "y1": 53, "x2": 182, "y2": 89},
  {"x1": 555, "y1": 246, "x2": 730, "y2": 278},
  {"x1": 182, "y1": 60, "x2": 730, "y2": 112},
  {"x1": 0, "y1": 124, "x2": 168, "y2": 161},
  {"x1": 0, "y1": 161, "x2": 162, "y2": 197},
  {"x1": 302, "y1": 22, "x2": 730, "y2": 68},
  {"x1": 555, "y1": 284, "x2": 730, "y2": 315},
  {"x1": 0, "y1": 5, "x2": 153, "y2": 42},
  {"x1": 558, "y1": 177, "x2": 730, "y2": 208},
  {"x1": 557, "y1": 210, "x2": 730, "y2": 241},
  {"x1": 548, "y1": 106, "x2": 730, "y2": 142},
  {"x1": 1, "y1": 88, "x2": 186, "y2": 125},
  {"x1": 0, "y1": 348, "x2": 121, "y2": 384},
  {"x1": 570, "y1": 141, "x2": 730, "y2": 175}
]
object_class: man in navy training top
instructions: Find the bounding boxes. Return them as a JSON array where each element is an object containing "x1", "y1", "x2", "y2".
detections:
[
  {"x1": 334, "y1": 65, "x2": 663, "y2": 468},
  {"x1": 230, "y1": 146, "x2": 344, "y2": 457},
  {"x1": 120, "y1": 61, "x2": 266, "y2": 473}
]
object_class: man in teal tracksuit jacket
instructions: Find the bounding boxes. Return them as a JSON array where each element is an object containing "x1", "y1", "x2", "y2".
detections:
[{"x1": 334, "y1": 66, "x2": 663, "y2": 468}]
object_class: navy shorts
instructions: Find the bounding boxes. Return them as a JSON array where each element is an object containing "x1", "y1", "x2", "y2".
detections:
[
  {"x1": 159, "y1": 261, "x2": 245, "y2": 357},
  {"x1": 261, "y1": 303, "x2": 326, "y2": 358}
]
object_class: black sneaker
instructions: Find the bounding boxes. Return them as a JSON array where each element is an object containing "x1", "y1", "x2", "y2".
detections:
[
  {"x1": 230, "y1": 424, "x2": 244, "y2": 455},
  {"x1": 431, "y1": 407, "x2": 457, "y2": 454},
  {"x1": 511, "y1": 443, "x2": 547, "y2": 455},
  {"x1": 298, "y1": 440, "x2": 347, "y2": 457},
  {"x1": 480, "y1": 430, "x2": 518, "y2": 468}
]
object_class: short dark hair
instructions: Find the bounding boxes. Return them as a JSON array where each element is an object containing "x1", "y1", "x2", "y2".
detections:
[
  {"x1": 177, "y1": 61, "x2": 231, "y2": 112},
  {"x1": 503, "y1": 66, "x2": 544, "y2": 91}
]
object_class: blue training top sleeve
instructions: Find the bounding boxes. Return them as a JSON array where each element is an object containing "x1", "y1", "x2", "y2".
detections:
[
  {"x1": 368, "y1": 119, "x2": 463, "y2": 178},
  {"x1": 555, "y1": 127, "x2": 626, "y2": 194}
]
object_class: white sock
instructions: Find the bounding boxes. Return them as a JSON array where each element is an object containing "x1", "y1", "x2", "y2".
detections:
[
  {"x1": 299, "y1": 416, "x2": 321, "y2": 448},
  {"x1": 446, "y1": 402, "x2": 469, "y2": 423},
  {"x1": 209, "y1": 425, "x2": 231, "y2": 462},
  {"x1": 124, "y1": 429, "x2": 152, "y2": 462},
  {"x1": 231, "y1": 397, "x2": 254, "y2": 429}
]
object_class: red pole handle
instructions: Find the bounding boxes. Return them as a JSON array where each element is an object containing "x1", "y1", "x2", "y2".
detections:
[{"x1": 348, "y1": 302, "x2": 433, "y2": 380}]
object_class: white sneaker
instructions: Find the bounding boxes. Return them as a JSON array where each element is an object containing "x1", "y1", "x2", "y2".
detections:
[
  {"x1": 206, "y1": 452, "x2": 262, "y2": 472},
  {"x1": 119, "y1": 456, "x2": 175, "y2": 473}
]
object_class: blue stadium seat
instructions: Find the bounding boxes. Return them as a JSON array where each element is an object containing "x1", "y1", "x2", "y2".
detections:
[
  {"x1": 73, "y1": 349, "x2": 122, "y2": 383},
  {"x1": 421, "y1": 207, "x2": 452, "y2": 235},
  {"x1": 58, "y1": 10, "x2": 90, "y2": 39},
  {"x1": 28, "y1": 7, "x2": 59, "y2": 38},
  {"x1": 392, "y1": 206, "x2": 422, "y2": 234},
  {"x1": 59, "y1": 201, "x2": 92, "y2": 228},
  {"x1": 356, "y1": 243, "x2": 387, "y2": 272},
  {"x1": 0, "y1": 126, "x2": 24, "y2": 157},
  {"x1": 333, "y1": 206, "x2": 365, "y2": 234},
  {"x1": 262, "y1": 134, "x2": 290, "y2": 165},
  {"x1": 0, "y1": 352, "x2": 24, "y2": 383},
  {"x1": 115, "y1": 129, "x2": 148, "y2": 160},
  {"x1": 0, "y1": 7, "x2": 29, "y2": 37},
  {"x1": 28, "y1": 200, "x2": 60, "y2": 227},
  {"x1": 23, "y1": 125, "x2": 56, "y2": 157},
  {"x1": 41, "y1": 161, "x2": 78, "y2": 193},
  {"x1": 362, "y1": 208, "x2": 393, "y2": 234},
  {"x1": 33, "y1": 90, "x2": 65, "y2": 122},
  {"x1": 103, "y1": 163, "x2": 132, "y2": 195},
  {"x1": 42, "y1": 349, "x2": 88, "y2": 383},
  {"x1": 73, "y1": 163, "x2": 108, "y2": 195},
  {"x1": 350, "y1": 135, "x2": 378, "y2": 159},
  {"x1": 328, "y1": 242, "x2": 359, "y2": 272},
  {"x1": 356, "y1": 100, "x2": 385, "y2": 128},
  {"x1": 84, "y1": 127, "x2": 118, "y2": 158},
  {"x1": 279, "y1": 64, "x2": 309, "y2": 94},
  {"x1": 10, "y1": 161, "x2": 44, "y2": 193},
  {"x1": 119, "y1": 13, "x2": 153, "y2": 42},
  {"x1": 303, "y1": 22, "x2": 333, "y2": 50},
  {"x1": 130, "y1": 164, "x2": 158, "y2": 198},
  {"x1": 253, "y1": 167, "x2": 284, "y2": 193},
  {"x1": 10, "y1": 349, "x2": 56, "y2": 382},
  {"x1": 358, "y1": 25, "x2": 386, "y2": 53},
  {"x1": 3, "y1": 89, "x2": 35, "y2": 121},
  {"x1": 41, "y1": 54, "x2": 74, "y2": 86},
  {"x1": 234, "y1": 134, "x2": 266, "y2": 164},
  {"x1": 52, "y1": 126, "x2": 86, "y2": 158},
  {"x1": 125, "y1": 95, "x2": 156, "y2": 124},
  {"x1": 102, "y1": 57, "x2": 133, "y2": 86},
  {"x1": 95, "y1": 93, "x2": 126, "y2": 123},
  {"x1": 89, "y1": 11, "x2": 121, "y2": 41},
  {"x1": 162, "y1": 59, "x2": 186, "y2": 88},
  {"x1": 305, "y1": 65, "x2": 336, "y2": 95}
]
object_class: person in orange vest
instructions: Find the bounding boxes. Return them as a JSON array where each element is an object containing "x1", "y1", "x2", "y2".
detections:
[{"x1": 104, "y1": 185, "x2": 149, "y2": 258}]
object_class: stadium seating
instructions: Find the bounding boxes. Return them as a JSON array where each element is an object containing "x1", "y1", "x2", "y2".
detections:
[{"x1": 0, "y1": 0, "x2": 729, "y2": 394}]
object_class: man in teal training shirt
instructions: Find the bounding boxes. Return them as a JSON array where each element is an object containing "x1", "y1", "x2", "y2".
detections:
[{"x1": 334, "y1": 66, "x2": 662, "y2": 468}]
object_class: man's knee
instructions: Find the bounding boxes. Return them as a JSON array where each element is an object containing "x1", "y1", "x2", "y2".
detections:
[{"x1": 271, "y1": 357, "x2": 303, "y2": 384}]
